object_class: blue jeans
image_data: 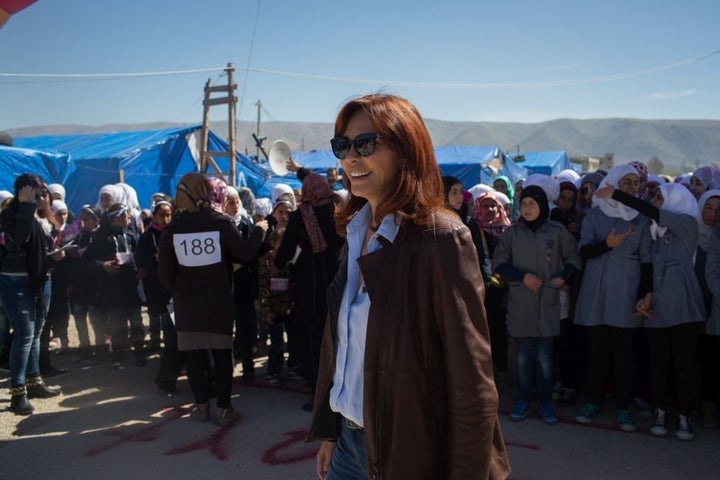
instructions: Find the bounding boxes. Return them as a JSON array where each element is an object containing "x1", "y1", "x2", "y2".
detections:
[
  {"x1": 0, "y1": 275, "x2": 51, "y2": 386},
  {"x1": 327, "y1": 418, "x2": 368, "y2": 480},
  {"x1": 514, "y1": 336, "x2": 555, "y2": 404}
]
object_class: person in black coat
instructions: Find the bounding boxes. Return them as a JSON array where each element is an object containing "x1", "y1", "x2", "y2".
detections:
[{"x1": 275, "y1": 165, "x2": 344, "y2": 409}]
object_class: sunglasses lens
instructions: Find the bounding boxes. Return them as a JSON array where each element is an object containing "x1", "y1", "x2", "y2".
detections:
[
  {"x1": 330, "y1": 137, "x2": 351, "y2": 159},
  {"x1": 354, "y1": 134, "x2": 377, "y2": 157}
]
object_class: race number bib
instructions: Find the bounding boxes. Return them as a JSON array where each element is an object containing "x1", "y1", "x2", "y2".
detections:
[{"x1": 173, "y1": 231, "x2": 222, "y2": 267}]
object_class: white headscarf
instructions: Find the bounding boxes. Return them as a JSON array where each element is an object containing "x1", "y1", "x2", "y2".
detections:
[
  {"x1": 523, "y1": 174, "x2": 559, "y2": 211},
  {"x1": 96, "y1": 184, "x2": 124, "y2": 212},
  {"x1": 594, "y1": 164, "x2": 640, "y2": 221},
  {"x1": 697, "y1": 189, "x2": 720, "y2": 251},
  {"x1": 0, "y1": 190, "x2": 13, "y2": 209},
  {"x1": 467, "y1": 183, "x2": 494, "y2": 202},
  {"x1": 651, "y1": 183, "x2": 700, "y2": 240},
  {"x1": 48, "y1": 183, "x2": 66, "y2": 200},
  {"x1": 270, "y1": 183, "x2": 296, "y2": 210},
  {"x1": 556, "y1": 169, "x2": 580, "y2": 185}
]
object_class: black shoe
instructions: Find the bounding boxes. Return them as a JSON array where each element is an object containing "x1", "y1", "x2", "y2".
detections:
[
  {"x1": 27, "y1": 382, "x2": 62, "y2": 399},
  {"x1": 241, "y1": 371, "x2": 255, "y2": 383},
  {"x1": 9, "y1": 385, "x2": 34, "y2": 415},
  {"x1": 158, "y1": 381, "x2": 176, "y2": 395},
  {"x1": 41, "y1": 365, "x2": 70, "y2": 378},
  {"x1": 10, "y1": 394, "x2": 34, "y2": 415},
  {"x1": 301, "y1": 402, "x2": 314, "y2": 412}
]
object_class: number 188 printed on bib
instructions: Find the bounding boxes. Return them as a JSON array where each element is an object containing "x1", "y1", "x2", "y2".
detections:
[{"x1": 173, "y1": 231, "x2": 222, "y2": 267}]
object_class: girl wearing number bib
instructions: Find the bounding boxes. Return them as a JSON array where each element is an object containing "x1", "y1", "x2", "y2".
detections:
[
  {"x1": 158, "y1": 173, "x2": 267, "y2": 426},
  {"x1": 84, "y1": 203, "x2": 145, "y2": 370}
]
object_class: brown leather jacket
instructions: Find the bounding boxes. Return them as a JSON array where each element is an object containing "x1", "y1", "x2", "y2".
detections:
[{"x1": 308, "y1": 213, "x2": 510, "y2": 479}]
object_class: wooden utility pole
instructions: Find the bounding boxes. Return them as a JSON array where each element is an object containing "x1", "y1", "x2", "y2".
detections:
[
  {"x1": 200, "y1": 63, "x2": 238, "y2": 185},
  {"x1": 255, "y1": 99, "x2": 262, "y2": 162}
]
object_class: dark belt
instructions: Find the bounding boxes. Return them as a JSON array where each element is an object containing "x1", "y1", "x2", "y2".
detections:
[{"x1": 343, "y1": 416, "x2": 363, "y2": 431}]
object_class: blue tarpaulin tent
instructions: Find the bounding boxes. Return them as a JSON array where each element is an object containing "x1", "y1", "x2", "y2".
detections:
[
  {"x1": 0, "y1": 146, "x2": 75, "y2": 195},
  {"x1": 12, "y1": 126, "x2": 287, "y2": 213},
  {"x1": 434, "y1": 146, "x2": 528, "y2": 188},
  {"x1": 508, "y1": 151, "x2": 572, "y2": 177}
]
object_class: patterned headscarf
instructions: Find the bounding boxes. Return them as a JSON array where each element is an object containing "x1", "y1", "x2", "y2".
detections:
[
  {"x1": 299, "y1": 173, "x2": 337, "y2": 253},
  {"x1": 473, "y1": 190, "x2": 511, "y2": 238},
  {"x1": 175, "y1": 173, "x2": 211, "y2": 213},
  {"x1": 207, "y1": 177, "x2": 228, "y2": 214},
  {"x1": 629, "y1": 161, "x2": 648, "y2": 183}
]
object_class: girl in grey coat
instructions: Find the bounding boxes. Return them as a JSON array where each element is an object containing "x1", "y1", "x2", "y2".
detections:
[
  {"x1": 596, "y1": 182, "x2": 705, "y2": 441},
  {"x1": 574, "y1": 164, "x2": 652, "y2": 433},
  {"x1": 495, "y1": 185, "x2": 579, "y2": 425}
]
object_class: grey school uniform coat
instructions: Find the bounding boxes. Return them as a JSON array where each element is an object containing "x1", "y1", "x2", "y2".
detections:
[
  {"x1": 494, "y1": 219, "x2": 579, "y2": 338},
  {"x1": 704, "y1": 226, "x2": 720, "y2": 335},
  {"x1": 574, "y1": 208, "x2": 652, "y2": 328},
  {"x1": 647, "y1": 210, "x2": 705, "y2": 328}
]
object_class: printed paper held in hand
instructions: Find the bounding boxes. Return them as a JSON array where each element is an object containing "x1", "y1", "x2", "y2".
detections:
[{"x1": 46, "y1": 242, "x2": 76, "y2": 256}]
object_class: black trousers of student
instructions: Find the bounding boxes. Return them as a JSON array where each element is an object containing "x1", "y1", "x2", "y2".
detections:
[
  {"x1": 233, "y1": 298, "x2": 257, "y2": 375},
  {"x1": 484, "y1": 285, "x2": 508, "y2": 373},
  {"x1": 185, "y1": 348, "x2": 232, "y2": 409},
  {"x1": 557, "y1": 318, "x2": 584, "y2": 390},
  {"x1": 647, "y1": 322, "x2": 701, "y2": 416},
  {"x1": 584, "y1": 325, "x2": 635, "y2": 410},
  {"x1": 700, "y1": 333, "x2": 720, "y2": 403},
  {"x1": 156, "y1": 314, "x2": 185, "y2": 390}
]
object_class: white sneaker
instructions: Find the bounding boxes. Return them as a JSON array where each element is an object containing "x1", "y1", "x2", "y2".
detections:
[
  {"x1": 650, "y1": 408, "x2": 667, "y2": 437},
  {"x1": 676, "y1": 414, "x2": 694, "y2": 441}
]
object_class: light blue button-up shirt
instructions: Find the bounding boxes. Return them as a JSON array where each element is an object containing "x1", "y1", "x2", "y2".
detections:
[{"x1": 329, "y1": 203, "x2": 400, "y2": 428}]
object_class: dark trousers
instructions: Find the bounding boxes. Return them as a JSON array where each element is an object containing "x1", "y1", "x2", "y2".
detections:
[
  {"x1": 108, "y1": 305, "x2": 144, "y2": 359},
  {"x1": 267, "y1": 314, "x2": 291, "y2": 376},
  {"x1": 700, "y1": 334, "x2": 720, "y2": 402},
  {"x1": 647, "y1": 322, "x2": 701, "y2": 415},
  {"x1": 233, "y1": 299, "x2": 257, "y2": 375},
  {"x1": 585, "y1": 325, "x2": 635, "y2": 409},
  {"x1": 485, "y1": 286, "x2": 508, "y2": 373},
  {"x1": 557, "y1": 318, "x2": 584, "y2": 389},
  {"x1": 156, "y1": 314, "x2": 185, "y2": 389},
  {"x1": 185, "y1": 348, "x2": 232, "y2": 409}
]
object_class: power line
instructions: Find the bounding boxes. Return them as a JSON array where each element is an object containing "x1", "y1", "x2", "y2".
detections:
[
  {"x1": 246, "y1": 49, "x2": 720, "y2": 90},
  {"x1": 237, "y1": 0, "x2": 263, "y2": 119},
  {"x1": 0, "y1": 67, "x2": 226, "y2": 79}
]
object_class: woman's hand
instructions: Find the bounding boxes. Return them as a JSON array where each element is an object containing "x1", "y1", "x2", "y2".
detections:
[
  {"x1": 594, "y1": 185, "x2": 615, "y2": 199},
  {"x1": 523, "y1": 273, "x2": 543, "y2": 292},
  {"x1": 605, "y1": 227, "x2": 630, "y2": 248},
  {"x1": 287, "y1": 157, "x2": 302, "y2": 173},
  {"x1": 635, "y1": 293, "x2": 653, "y2": 317},
  {"x1": 18, "y1": 185, "x2": 35, "y2": 203},
  {"x1": 316, "y1": 441, "x2": 336, "y2": 480},
  {"x1": 103, "y1": 261, "x2": 120, "y2": 274}
]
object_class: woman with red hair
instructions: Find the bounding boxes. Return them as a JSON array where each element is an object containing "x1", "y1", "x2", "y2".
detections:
[{"x1": 308, "y1": 94, "x2": 509, "y2": 479}]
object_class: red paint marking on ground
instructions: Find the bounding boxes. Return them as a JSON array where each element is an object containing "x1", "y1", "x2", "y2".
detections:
[
  {"x1": 505, "y1": 440, "x2": 540, "y2": 451},
  {"x1": 85, "y1": 406, "x2": 187, "y2": 457},
  {"x1": 165, "y1": 422, "x2": 239, "y2": 461},
  {"x1": 261, "y1": 430, "x2": 317, "y2": 465}
]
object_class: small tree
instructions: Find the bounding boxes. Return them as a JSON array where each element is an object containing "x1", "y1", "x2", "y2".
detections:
[{"x1": 647, "y1": 156, "x2": 664, "y2": 174}]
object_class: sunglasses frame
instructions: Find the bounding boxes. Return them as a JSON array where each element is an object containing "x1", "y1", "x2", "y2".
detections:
[{"x1": 330, "y1": 133, "x2": 382, "y2": 160}]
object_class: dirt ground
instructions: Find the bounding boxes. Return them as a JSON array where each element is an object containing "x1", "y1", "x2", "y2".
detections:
[{"x1": 2, "y1": 314, "x2": 720, "y2": 479}]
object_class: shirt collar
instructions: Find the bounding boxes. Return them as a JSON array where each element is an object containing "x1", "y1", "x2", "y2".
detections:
[{"x1": 347, "y1": 203, "x2": 401, "y2": 245}]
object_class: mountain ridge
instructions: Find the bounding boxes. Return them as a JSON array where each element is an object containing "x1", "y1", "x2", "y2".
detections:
[{"x1": 6, "y1": 117, "x2": 720, "y2": 172}]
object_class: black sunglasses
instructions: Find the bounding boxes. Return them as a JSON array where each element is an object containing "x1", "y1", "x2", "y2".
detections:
[{"x1": 330, "y1": 133, "x2": 382, "y2": 160}]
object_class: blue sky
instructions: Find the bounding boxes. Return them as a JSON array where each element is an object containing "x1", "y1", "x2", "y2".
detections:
[{"x1": 0, "y1": 0, "x2": 718, "y2": 130}]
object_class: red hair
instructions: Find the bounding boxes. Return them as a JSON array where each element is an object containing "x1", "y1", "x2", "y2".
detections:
[{"x1": 334, "y1": 94, "x2": 444, "y2": 235}]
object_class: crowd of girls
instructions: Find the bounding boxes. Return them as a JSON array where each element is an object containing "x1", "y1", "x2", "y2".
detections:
[{"x1": 443, "y1": 162, "x2": 720, "y2": 442}]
